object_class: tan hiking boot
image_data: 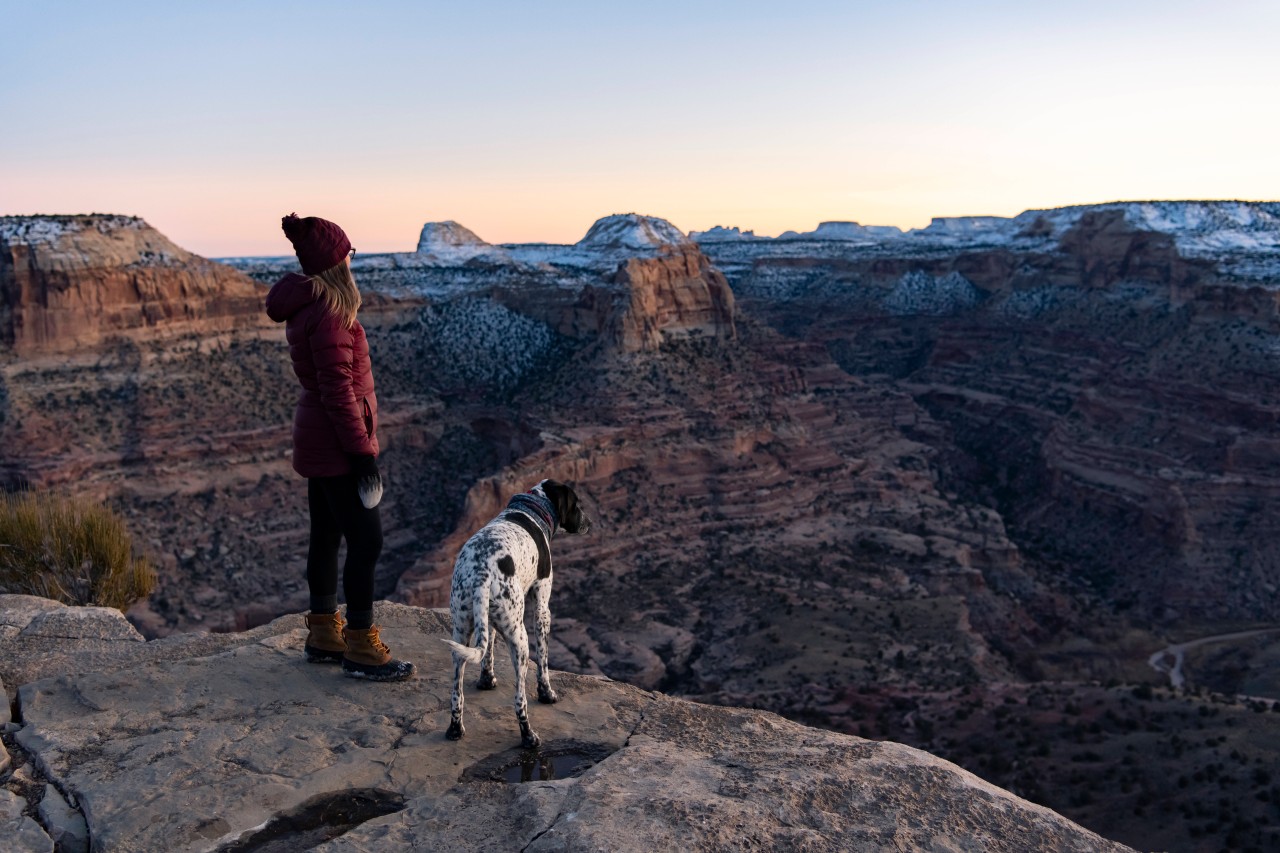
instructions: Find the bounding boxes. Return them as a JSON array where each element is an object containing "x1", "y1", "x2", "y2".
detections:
[
  {"x1": 342, "y1": 625, "x2": 416, "y2": 681},
  {"x1": 304, "y1": 611, "x2": 346, "y2": 663}
]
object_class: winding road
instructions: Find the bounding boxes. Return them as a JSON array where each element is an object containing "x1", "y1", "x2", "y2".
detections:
[{"x1": 1147, "y1": 627, "x2": 1280, "y2": 689}]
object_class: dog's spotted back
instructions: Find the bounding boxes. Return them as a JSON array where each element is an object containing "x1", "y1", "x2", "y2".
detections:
[{"x1": 443, "y1": 480, "x2": 591, "y2": 748}]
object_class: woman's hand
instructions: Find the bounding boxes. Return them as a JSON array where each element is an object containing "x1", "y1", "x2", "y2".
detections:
[{"x1": 349, "y1": 454, "x2": 383, "y2": 509}]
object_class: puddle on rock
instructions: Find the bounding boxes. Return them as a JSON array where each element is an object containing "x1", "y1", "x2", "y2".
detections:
[
  {"x1": 217, "y1": 788, "x2": 405, "y2": 853},
  {"x1": 504, "y1": 752, "x2": 597, "y2": 783},
  {"x1": 462, "y1": 741, "x2": 617, "y2": 784}
]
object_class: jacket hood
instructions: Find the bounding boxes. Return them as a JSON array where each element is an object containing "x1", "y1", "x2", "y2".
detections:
[{"x1": 265, "y1": 273, "x2": 317, "y2": 322}]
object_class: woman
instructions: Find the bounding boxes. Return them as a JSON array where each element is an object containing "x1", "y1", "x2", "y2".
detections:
[{"x1": 266, "y1": 213, "x2": 414, "y2": 681}]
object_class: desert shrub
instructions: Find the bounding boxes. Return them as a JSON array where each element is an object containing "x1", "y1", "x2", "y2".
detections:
[{"x1": 0, "y1": 490, "x2": 155, "y2": 610}]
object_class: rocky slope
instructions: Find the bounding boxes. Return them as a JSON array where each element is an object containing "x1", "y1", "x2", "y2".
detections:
[
  {"x1": 0, "y1": 595, "x2": 1130, "y2": 853},
  {"x1": 0, "y1": 215, "x2": 267, "y2": 356}
]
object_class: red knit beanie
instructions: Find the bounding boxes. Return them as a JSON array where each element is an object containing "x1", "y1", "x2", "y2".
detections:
[{"x1": 281, "y1": 213, "x2": 352, "y2": 275}]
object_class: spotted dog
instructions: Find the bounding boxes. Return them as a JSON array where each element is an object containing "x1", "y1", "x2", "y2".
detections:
[{"x1": 443, "y1": 479, "x2": 591, "y2": 748}]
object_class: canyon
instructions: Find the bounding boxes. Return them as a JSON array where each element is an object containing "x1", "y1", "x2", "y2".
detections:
[{"x1": 2, "y1": 204, "x2": 1279, "y2": 851}]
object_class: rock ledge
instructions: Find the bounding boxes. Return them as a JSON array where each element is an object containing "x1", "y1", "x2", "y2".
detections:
[{"x1": 0, "y1": 597, "x2": 1129, "y2": 852}]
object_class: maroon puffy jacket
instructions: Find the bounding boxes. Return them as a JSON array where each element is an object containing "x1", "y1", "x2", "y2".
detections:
[{"x1": 265, "y1": 273, "x2": 379, "y2": 478}]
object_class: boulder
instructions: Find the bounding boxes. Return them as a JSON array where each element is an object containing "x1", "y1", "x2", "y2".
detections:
[
  {"x1": 0, "y1": 595, "x2": 66, "y2": 633},
  {"x1": 0, "y1": 597, "x2": 147, "y2": 690},
  {"x1": 20, "y1": 607, "x2": 144, "y2": 642}
]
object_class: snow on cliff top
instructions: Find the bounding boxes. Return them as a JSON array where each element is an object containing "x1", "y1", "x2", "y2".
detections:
[
  {"x1": 0, "y1": 214, "x2": 147, "y2": 245},
  {"x1": 778, "y1": 221, "x2": 905, "y2": 242},
  {"x1": 689, "y1": 225, "x2": 758, "y2": 242},
  {"x1": 692, "y1": 201, "x2": 1280, "y2": 259},
  {"x1": 1005, "y1": 201, "x2": 1280, "y2": 255},
  {"x1": 576, "y1": 213, "x2": 691, "y2": 252},
  {"x1": 415, "y1": 220, "x2": 511, "y2": 264},
  {"x1": 416, "y1": 220, "x2": 490, "y2": 253}
]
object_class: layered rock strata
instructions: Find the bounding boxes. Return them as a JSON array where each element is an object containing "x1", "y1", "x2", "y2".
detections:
[
  {"x1": 607, "y1": 246, "x2": 736, "y2": 350},
  {"x1": 702, "y1": 206, "x2": 1280, "y2": 628},
  {"x1": 0, "y1": 215, "x2": 267, "y2": 356}
]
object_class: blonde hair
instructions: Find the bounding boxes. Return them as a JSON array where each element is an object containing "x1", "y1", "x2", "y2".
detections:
[{"x1": 310, "y1": 259, "x2": 362, "y2": 328}]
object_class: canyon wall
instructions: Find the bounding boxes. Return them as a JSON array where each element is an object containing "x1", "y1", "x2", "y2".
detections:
[
  {"x1": 0, "y1": 215, "x2": 268, "y2": 356},
  {"x1": 704, "y1": 208, "x2": 1280, "y2": 631}
]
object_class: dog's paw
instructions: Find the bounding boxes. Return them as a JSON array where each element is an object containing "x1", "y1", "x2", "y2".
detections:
[
  {"x1": 446, "y1": 721, "x2": 465, "y2": 741},
  {"x1": 477, "y1": 671, "x2": 498, "y2": 690},
  {"x1": 521, "y1": 730, "x2": 541, "y2": 750},
  {"x1": 537, "y1": 685, "x2": 558, "y2": 704}
]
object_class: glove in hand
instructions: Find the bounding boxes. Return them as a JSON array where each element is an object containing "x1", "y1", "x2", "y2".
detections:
[{"x1": 349, "y1": 454, "x2": 383, "y2": 509}]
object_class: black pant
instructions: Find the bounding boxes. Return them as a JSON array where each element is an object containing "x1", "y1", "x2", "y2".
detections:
[{"x1": 307, "y1": 474, "x2": 382, "y2": 629}]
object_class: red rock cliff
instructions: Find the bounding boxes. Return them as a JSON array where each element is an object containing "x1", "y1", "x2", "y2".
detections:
[
  {"x1": 608, "y1": 246, "x2": 736, "y2": 351},
  {"x1": 0, "y1": 215, "x2": 267, "y2": 355}
]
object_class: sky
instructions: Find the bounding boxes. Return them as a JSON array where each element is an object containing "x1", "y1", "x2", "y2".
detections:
[{"x1": 2, "y1": 0, "x2": 1278, "y2": 257}]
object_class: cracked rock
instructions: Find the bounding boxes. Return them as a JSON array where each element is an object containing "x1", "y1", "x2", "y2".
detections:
[
  {"x1": 20, "y1": 608, "x2": 144, "y2": 643},
  {"x1": 1, "y1": 788, "x2": 54, "y2": 853},
  {"x1": 38, "y1": 784, "x2": 89, "y2": 853}
]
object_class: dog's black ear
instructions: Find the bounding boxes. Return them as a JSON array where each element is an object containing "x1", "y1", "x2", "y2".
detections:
[{"x1": 541, "y1": 480, "x2": 574, "y2": 525}]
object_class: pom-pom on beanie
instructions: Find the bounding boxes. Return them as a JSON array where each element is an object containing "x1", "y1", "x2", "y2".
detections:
[{"x1": 281, "y1": 213, "x2": 352, "y2": 275}]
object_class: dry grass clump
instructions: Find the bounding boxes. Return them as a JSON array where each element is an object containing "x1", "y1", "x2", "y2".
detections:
[{"x1": 0, "y1": 490, "x2": 155, "y2": 610}]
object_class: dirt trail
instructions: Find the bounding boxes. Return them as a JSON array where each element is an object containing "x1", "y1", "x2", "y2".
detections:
[{"x1": 1147, "y1": 628, "x2": 1280, "y2": 689}]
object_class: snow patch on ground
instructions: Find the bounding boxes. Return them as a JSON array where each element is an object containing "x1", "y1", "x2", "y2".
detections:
[
  {"x1": 991, "y1": 287, "x2": 1063, "y2": 320},
  {"x1": 883, "y1": 271, "x2": 981, "y2": 316},
  {"x1": 417, "y1": 298, "x2": 561, "y2": 392},
  {"x1": 0, "y1": 215, "x2": 147, "y2": 245}
]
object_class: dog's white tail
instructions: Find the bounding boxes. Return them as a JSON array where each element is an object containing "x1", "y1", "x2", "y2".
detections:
[{"x1": 441, "y1": 638, "x2": 484, "y2": 665}]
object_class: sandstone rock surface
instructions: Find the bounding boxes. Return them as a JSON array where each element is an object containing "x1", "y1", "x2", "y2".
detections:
[
  {"x1": 0, "y1": 597, "x2": 147, "y2": 688},
  {"x1": 705, "y1": 206, "x2": 1280, "y2": 630},
  {"x1": 3, "y1": 599, "x2": 1127, "y2": 853},
  {"x1": 0, "y1": 215, "x2": 267, "y2": 356},
  {"x1": 608, "y1": 245, "x2": 736, "y2": 350},
  {"x1": 0, "y1": 788, "x2": 53, "y2": 853},
  {"x1": 37, "y1": 783, "x2": 89, "y2": 853}
]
